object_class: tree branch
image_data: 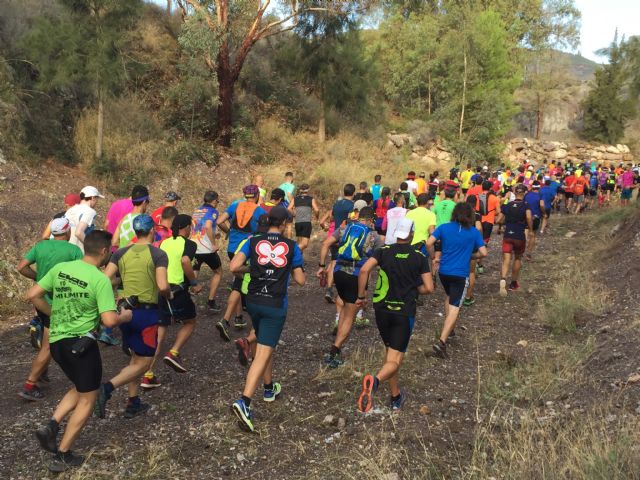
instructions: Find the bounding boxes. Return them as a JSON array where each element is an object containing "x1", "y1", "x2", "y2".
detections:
[{"x1": 254, "y1": 7, "x2": 328, "y2": 40}]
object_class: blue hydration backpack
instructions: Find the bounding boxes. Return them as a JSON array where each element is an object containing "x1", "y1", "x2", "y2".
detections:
[{"x1": 337, "y1": 223, "x2": 370, "y2": 263}]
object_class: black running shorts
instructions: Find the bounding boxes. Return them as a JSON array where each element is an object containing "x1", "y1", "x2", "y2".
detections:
[
  {"x1": 50, "y1": 337, "x2": 102, "y2": 393},
  {"x1": 159, "y1": 288, "x2": 196, "y2": 326},
  {"x1": 532, "y1": 217, "x2": 541, "y2": 232},
  {"x1": 334, "y1": 270, "x2": 359, "y2": 304},
  {"x1": 227, "y1": 251, "x2": 244, "y2": 292},
  {"x1": 295, "y1": 222, "x2": 312, "y2": 238},
  {"x1": 36, "y1": 308, "x2": 50, "y2": 329},
  {"x1": 194, "y1": 252, "x2": 221, "y2": 271},
  {"x1": 374, "y1": 309, "x2": 415, "y2": 353},
  {"x1": 438, "y1": 273, "x2": 468, "y2": 308},
  {"x1": 481, "y1": 222, "x2": 493, "y2": 243}
]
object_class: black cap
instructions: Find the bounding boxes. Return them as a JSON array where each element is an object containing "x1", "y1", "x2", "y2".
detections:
[
  {"x1": 358, "y1": 206, "x2": 375, "y2": 219},
  {"x1": 171, "y1": 214, "x2": 192, "y2": 231},
  {"x1": 257, "y1": 214, "x2": 270, "y2": 233},
  {"x1": 268, "y1": 206, "x2": 292, "y2": 226},
  {"x1": 165, "y1": 191, "x2": 181, "y2": 201},
  {"x1": 515, "y1": 184, "x2": 527, "y2": 193}
]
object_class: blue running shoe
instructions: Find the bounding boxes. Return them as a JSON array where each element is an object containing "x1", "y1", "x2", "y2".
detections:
[
  {"x1": 94, "y1": 383, "x2": 111, "y2": 419},
  {"x1": 231, "y1": 399, "x2": 254, "y2": 432},
  {"x1": 323, "y1": 353, "x2": 344, "y2": 369},
  {"x1": 263, "y1": 382, "x2": 282, "y2": 402},
  {"x1": 391, "y1": 389, "x2": 407, "y2": 411}
]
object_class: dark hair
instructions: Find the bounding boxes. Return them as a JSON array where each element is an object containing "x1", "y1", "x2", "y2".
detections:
[
  {"x1": 407, "y1": 171, "x2": 415, "y2": 176},
  {"x1": 466, "y1": 194, "x2": 477, "y2": 206},
  {"x1": 431, "y1": 171, "x2": 439, "y2": 179},
  {"x1": 358, "y1": 206, "x2": 375, "y2": 220},
  {"x1": 374, "y1": 175, "x2": 382, "y2": 182},
  {"x1": 359, "y1": 181, "x2": 368, "y2": 189},
  {"x1": 161, "y1": 206, "x2": 178, "y2": 220},
  {"x1": 285, "y1": 171, "x2": 293, "y2": 177},
  {"x1": 131, "y1": 185, "x2": 149, "y2": 206},
  {"x1": 451, "y1": 202, "x2": 475, "y2": 228},
  {"x1": 417, "y1": 193, "x2": 429, "y2": 206},
  {"x1": 343, "y1": 183, "x2": 356, "y2": 196},
  {"x1": 466, "y1": 164, "x2": 472, "y2": 169},
  {"x1": 204, "y1": 191, "x2": 219, "y2": 204},
  {"x1": 393, "y1": 192, "x2": 405, "y2": 204},
  {"x1": 400, "y1": 181, "x2": 408, "y2": 190},
  {"x1": 381, "y1": 186, "x2": 391, "y2": 199},
  {"x1": 84, "y1": 230, "x2": 112, "y2": 255},
  {"x1": 545, "y1": 179, "x2": 551, "y2": 186},
  {"x1": 271, "y1": 188, "x2": 285, "y2": 200},
  {"x1": 476, "y1": 166, "x2": 482, "y2": 172},
  {"x1": 444, "y1": 187, "x2": 456, "y2": 199},
  {"x1": 482, "y1": 180, "x2": 492, "y2": 191}
]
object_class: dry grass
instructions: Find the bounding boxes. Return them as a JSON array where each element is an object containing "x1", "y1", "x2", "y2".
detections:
[{"x1": 470, "y1": 407, "x2": 640, "y2": 480}]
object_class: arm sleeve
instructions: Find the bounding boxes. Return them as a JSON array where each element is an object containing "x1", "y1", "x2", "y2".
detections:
[
  {"x1": 419, "y1": 252, "x2": 430, "y2": 274},
  {"x1": 183, "y1": 240, "x2": 198, "y2": 261},
  {"x1": 292, "y1": 245, "x2": 304, "y2": 268},
  {"x1": 95, "y1": 275, "x2": 117, "y2": 314},
  {"x1": 109, "y1": 247, "x2": 127, "y2": 266},
  {"x1": 150, "y1": 246, "x2": 169, "y2": 268},
  {"x1": 37, "y1": 266, "x2": 56, "y2": 294},
  {"x1": 24, "y1": 244, "x2": 38, "y2": 262}
]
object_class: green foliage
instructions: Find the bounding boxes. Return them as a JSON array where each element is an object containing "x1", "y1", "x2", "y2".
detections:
[{"x1": 582, "y1": 35, "x2": 636, "y2": 144}]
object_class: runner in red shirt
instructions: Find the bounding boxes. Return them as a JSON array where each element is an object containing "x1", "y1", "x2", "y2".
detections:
[{"x1": 151, "y1": 192, "x2": 181, "y2": 225}]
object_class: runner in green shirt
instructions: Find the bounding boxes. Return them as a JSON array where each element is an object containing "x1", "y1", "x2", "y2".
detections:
[
  {"x1": 405, "y1": 193, "x2": 437, "y2": 254},
  {"x1": 17, "y1": 218, "x2": 83, "y2": 401},
  {"x1": 27, "y1": 230, "x2": 132, "y2": 473},
  {"x1": 434, "y1": 187, "x2": 457, "y2": 226}
]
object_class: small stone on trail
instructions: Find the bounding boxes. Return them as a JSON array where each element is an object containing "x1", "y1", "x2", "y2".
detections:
[
  {"x1": 384, "y1": 474, "x2": 400, "y2": 480},
  {"x1": 565, "y1": 231, "x2": 576, "y2": 238},
  {"x1": 627, "y1": 373, "x2": 640, "y2": 384},
  {"x1": 237, "y1": 453, "x2": 246, "y2": 462},
  {"x1": 516, "y1": 340, "x2": 529, "y2": 348},
  {"x1": 338, "y1": 418, "x2": 346, "y2": 429},
  {"x1": 419, "y1": 405, "x2": 431, "y2": 415},
  {"x1": 278, "y1": 340, "x2": 286, "y2": 346},
  {"x1": 323, "y1": 415, "x2": 334, "y2": 425}
]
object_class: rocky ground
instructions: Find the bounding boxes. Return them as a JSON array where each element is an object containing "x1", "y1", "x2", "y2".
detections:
[{"x1": 1, "y1": 159, "x2": 639, "y2": 479}]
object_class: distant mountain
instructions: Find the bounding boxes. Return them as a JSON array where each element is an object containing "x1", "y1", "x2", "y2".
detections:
[{"x1": 557, "y1": 51, "x2": 600, "y2": 82}]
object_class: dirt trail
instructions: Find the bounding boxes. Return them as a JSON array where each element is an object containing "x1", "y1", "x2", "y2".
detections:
[{"x1": 0, "y1": 208, "x2": 605, "y2": 479}]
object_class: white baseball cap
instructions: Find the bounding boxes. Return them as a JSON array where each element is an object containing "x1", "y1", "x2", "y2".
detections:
[
  {"x1": 353, "y1": 199, "x2": 368, "y2": 211},
  {"x1": 393, "y1": 218, "x2": 415, "y2": 240},
  {"x1": 80, "y1": 186, "x2": 104, "y2": 198},
  {"x1": 50, "y1": 217, "x2": 71, "y2": 235}
]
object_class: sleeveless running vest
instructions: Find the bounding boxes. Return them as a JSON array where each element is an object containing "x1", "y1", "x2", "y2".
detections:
[
  {"x1": 247, "y1": 233, "x2": 297, "y2": 308},
  {"x1": 294, "y1": 195, "x2": 313, "y2": 223},
  {"x1": 160, "y1": 236, "x2": 187, "y2": 285}
]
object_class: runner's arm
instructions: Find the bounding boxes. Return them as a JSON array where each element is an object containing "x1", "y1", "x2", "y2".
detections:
[
  {"x1": 156, "y1": 266, "x2": 170, "y2": 297},
  {"x1": 103, "y1": 262, "x2": 119, "y2": 286},
  {"x1": 417, "y1": 272, "x2": 434, "y2": 295},
  {"x1": 317, "y1": 235, "x2": 338, "y2": 277},
  {"x1": 356, "y1": 257, "x2": 378, "y2": 304},
  {"x1": 471, "y1": 245, "x2": 488, "y2": 260},
  {"x1": 41, "y1": 224, "x2": 52, "y2": 240},
  {"x1": 525, "y1": 209, "x2": 534, "y2": 233},
  {"x1": 181, "y1": 255, "x2": 198, "y2": 284},
  {"x1": 25, "y1": 284, "x2": 51, "y2": 316},
  {"x1": 205, "y1": 219, "x2": 217, "y2": 251},
  {"x1": 319, "y1": 210, "x2": 332, "y2": 229},
  {"x1": 291, "y1": 267, "x2": 305, "y2": 286},
  {"x1": 75, "y1": 221, "x2": 90, "y2": 244},
  {"x1": 101, "y1": 309, "x2": 133, "y2": 328},
  {"x1": 288, "y1": 198, "x2": 296, "y2": 213},
  {"x1": 425, "y1": 234, "x2": 437, "y2": 258},
  {"x1": 229, "y1": 251, "x2": 249, "y2": 275},
  {"x1": 312, "y1": 198, "x2": 321, "y2": 220},
  {"x1": 111, "y1": 218, "x2": 124, "y2": 247},
  {"x1": 17, "y1": 258, "x2": 37, "y2": 281}
]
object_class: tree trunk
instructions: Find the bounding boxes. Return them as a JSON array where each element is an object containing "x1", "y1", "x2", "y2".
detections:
[
  {"x1": 459, "y1": 50, "x2": 467, "y2": 139},
  {"x1": 215, "y1": 42, "x2": 235, "y2": 147},
  {"x1": 428, "y1": 72, "x2": 432, "y2": 115},
  {"x1": 535, "y1": 92, "x2": 543, "y2": 139},
  {"x1": 167, "y1": 0, "x2": 171, "y2": 14},
  {"x1": 318, "y1": 107, "x2": 326, "y2": 143},
  {"x1": 95, "y1": 96, "x2": 104, "y2": 160}
]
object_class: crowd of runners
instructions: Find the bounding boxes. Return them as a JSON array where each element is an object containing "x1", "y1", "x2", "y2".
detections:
[{"x1": 17, "y1": 160, "x2": 639, "y2": 471}]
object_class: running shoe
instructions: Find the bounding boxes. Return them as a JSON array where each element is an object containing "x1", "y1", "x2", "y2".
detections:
[
  {"x1": 432, "y1": 340, "x2": 448, "y2": 359},
  {"x1": 48, "y1": 451, "x2": 85, "y2": 473},
  {"x1": 19, "y1": 385, "x2": 45, "y2": 401},
  {"x1": 476, "y1": 265, "x2": 485, "y2": 275},
  {"x1": 324, "y1": 287, "x2": 335, "y2": 304},
  {"x1": 234, "y1": 315, "x2": 247, "y2": 329},
  {"x1": 462, "y1": 297, "x2": 475, "y2": 307},
  {"x1": 499, "y1": 279, "x2": 508, "y2": 297},
  {"x1": 235, "y1": 337, "x2": 251, "y2": 367},
  {"x1": 35, "y1": 421, "x2": 59, "y2": 453},
  {"x1": 94, "y1": 383, "x2": 111, "y2": 418},
  {"x1": 324, "y1": 353, "x2": 344, "y2": 369},
  {"x1": 231, "y1": 399, "x2": 254, "y2": 432},
  {"x1": 508, "y1": 281, "x2": 520, "y2": 292},
  {"x1": 358, "y1": 374, "x2": 375, "y2": 413},
  {"x1": 140, "y1": 375, "x2": 161, "y2": 390},
  {"x1": 98, "y1": 330, "x2": 120, "y2": 346},
  {"x1": 263, "y1": 382, "x2": 282, "y2": 402},
  {"x1": 29, "y1": 317, "x2": 43, "y2": 350},
  {"x1": 207, "y1": 299, "x2": 222, "y2": 313},
  {"x1": 124, "y1": 401, "x2": 150, "y2": 419},
  {"x1": 163, "y1": 351, "x2": 187, "y2": 373},
  {"x1": 216, "y1": 320, "x2": 231, "y2": 342},
  {"x1": 390, "y1": 389, "x2": 407, "y2": 411}
]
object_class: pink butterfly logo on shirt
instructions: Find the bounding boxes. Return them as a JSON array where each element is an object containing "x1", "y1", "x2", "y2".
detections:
[{"x1": 256, "y1": 240, "x2": 289, "y2": 267}]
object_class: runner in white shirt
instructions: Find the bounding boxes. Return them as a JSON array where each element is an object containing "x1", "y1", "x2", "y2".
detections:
[
  {"x1": 405, "y1": 171, "x2": 419, "y2": 195},
  {"x1": 382, "y1": 193, "x2": 407, "y2": 245},
  {"x1": 64, "y1": 186, "x2": 104, "y2": 252}
]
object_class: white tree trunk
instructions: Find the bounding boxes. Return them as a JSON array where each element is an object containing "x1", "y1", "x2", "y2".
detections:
[{"x1": 95, "y1": 97, "x2": 104, "y2": 160}]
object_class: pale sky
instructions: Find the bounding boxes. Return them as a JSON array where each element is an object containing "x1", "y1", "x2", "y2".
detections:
[{"x1": 575, "y1": 0, "x2": 640, "y2": 62}]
